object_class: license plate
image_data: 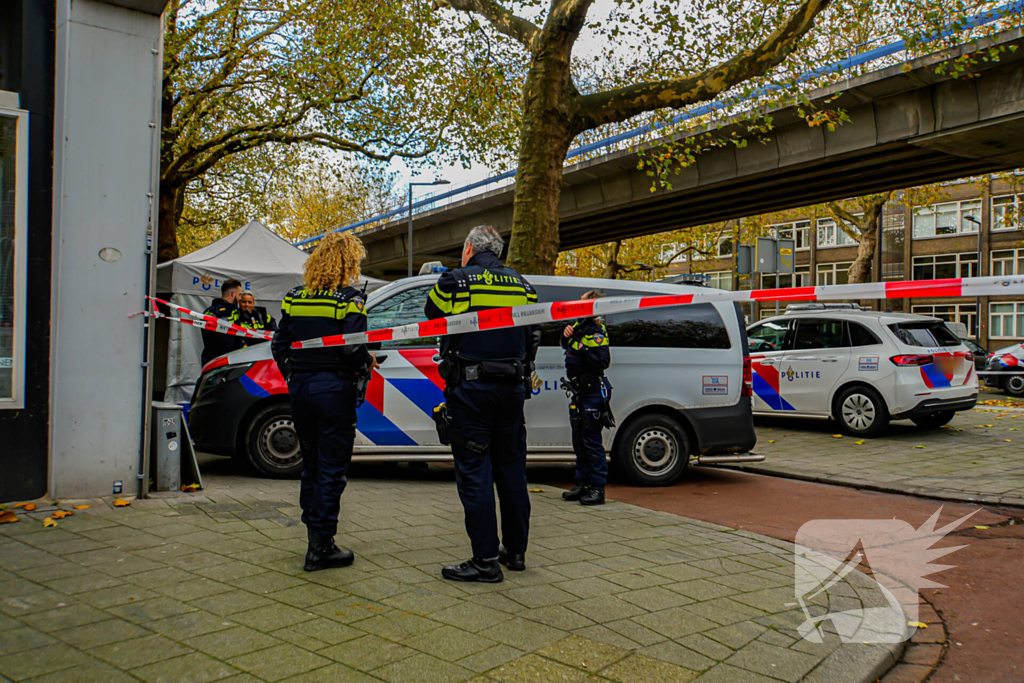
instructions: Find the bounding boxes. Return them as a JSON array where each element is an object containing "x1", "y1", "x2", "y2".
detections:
[{"x1": 934, "y1": 356, "x2": 960, "y2": 374}]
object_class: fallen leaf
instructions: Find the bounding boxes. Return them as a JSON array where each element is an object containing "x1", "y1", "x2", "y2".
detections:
[
  {"x1": 51, "y1": 510, "x2": 73, "y2": 519},
  {"x1": 113, "y1": 499, "x2": 131, "y2": 507},
  {"x1": 13, "y1": 502, "x2": 36, "y2": 511},
  {"x1": 767, "y1": 440, "x2": 776, "y2": 443},
  {"x1": 180, "y1": 483, "x2": 201, "y2": 492},
  {"x1": 529, "y1": 488, "x2": 544, "y2": 493},
  {"x1": 908, "y1": 621, "x2": 928, "y2": 629},
  {"x1": 974, "y1": 526, "x2": 990, "y2": 530},
  {"x1": 43, "y1": 518, "x2": 57, "y2": 528},
  {"x1": 855, "y1": 440, "x2": 866, "y2": 445},
  {"x1": 73, "y1": 505, "x2": 92, "y2": 510},
  {"x1": 0, "y1": 504, "x2": 6, "y2": 510},
  {"x1": 987, "y1": 424, "x2": 995, "y2": 427},
  {"x1": 914, "y1": 445, "x2": 926, "y2": 449},
  {"x1": 832, "y1": 434, "x2": 843, "y2": 438},
  {"x1": 0, "y1": 511, "x2": 18, "y2": 524},
  {"x1": 1005, "y1": 439, "x2": 1013, "y2": 443},
  {"x1": 1010, "y1": 429, "x2": 1020, "y2": 432}
]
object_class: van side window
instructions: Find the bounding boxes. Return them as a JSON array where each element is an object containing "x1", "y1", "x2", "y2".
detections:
[
  {"x1": 532, "y1": 285, "x2": 730, "y2": 349},
  {"x1": 847, "y1": 322, "x2": 881, "y2": 347},
  {"x1": 367, "y1": 285, "x2": 438, "y2": 348}
]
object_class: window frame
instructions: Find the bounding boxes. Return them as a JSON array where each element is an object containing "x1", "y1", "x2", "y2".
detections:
[
  {"x1": 0, "y1": 106, "x2": 28, "y2": 410},
  {"x1": 990, "y1": 247, "x2": 1024, "y2": 277},
  {"x1": 911, "y1": 252, "x2": 979, "y2": 280},
  {"x1": 815, "y1": 261, "x2": 854, "y2": 287},
  {"x1": 991, "y1": 194, "x2": 1023, "y2": 232},
  {"x1": 816, "y1": 217, "x2": 859, "y2": 249},
  {"x1": 705, "y1": 270, "x2": 733, "y2": 291},
  {"x1": 989, "y1": 301, "x2": 1024, "y2": 340},
  {"x1": 769, "y1": 220, "x2": 811, "y2": 251},
  {"x1": 912, "y1": 199, "x2": 982, "y2": 239},
  {"x1": 910, "y1": 303, "x2": 978, "y2": 339}
]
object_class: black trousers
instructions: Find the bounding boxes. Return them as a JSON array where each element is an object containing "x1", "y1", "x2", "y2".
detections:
[
  {"x1": 446, "y1": 381, "x2": 530, "y2": 560},
  {"x1": 288, "y1": 371, "x2": 357, "y2": 537},
  {"x1": 571, "y1": 379, "x2": 610, "y2": 486}
]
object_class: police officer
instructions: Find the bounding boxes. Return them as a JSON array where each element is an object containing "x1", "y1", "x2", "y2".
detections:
[
  {"x1": 560, "y1": 291, "x2": 612, "y2": 506},
  {"x1": 200, "y1": 279, "x2": 244, "y2": 365},
  {"x1": 424, "y1": 225, "x2": 540, "y2": 582},
  {"x1": 271, "y1": 232, "x2": 376, "y2": 572},
  {"x1": 232, "y1": 292, "x2": 278, "y2": 346}
]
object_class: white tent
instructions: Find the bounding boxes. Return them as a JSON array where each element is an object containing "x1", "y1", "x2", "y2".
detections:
[{"x1": 156, "y1": 220, "x2": 387, "y2": 403}]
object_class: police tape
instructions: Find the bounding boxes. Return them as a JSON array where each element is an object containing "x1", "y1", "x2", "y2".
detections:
[
  {"x1": 135, "y1": 297, "x2": 275, "y2": 341},
  {"x1": 291, "y1": 275, "x2": 1024, "y2": 350}
]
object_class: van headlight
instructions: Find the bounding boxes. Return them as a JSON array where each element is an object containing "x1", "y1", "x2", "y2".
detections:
[{"x1": 197, "y1": 363, "x2": 253, "y2": 399}]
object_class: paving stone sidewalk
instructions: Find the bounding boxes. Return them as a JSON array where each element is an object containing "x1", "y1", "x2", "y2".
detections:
[
  {"x1": 740, "y1": 406, "x2": 1024, "y2": 506},
  {"x1": 0, "y1": 462, "x2": 902, "y2": 683}
]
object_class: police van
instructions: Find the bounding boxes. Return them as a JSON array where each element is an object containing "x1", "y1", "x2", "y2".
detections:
[
  {"x1": 188, "y1": 274, "x2": 761, "y2": 486},
  {"x1": 983, "y1": 342, "x2": 1024, "y2": 396},
  {"x1": 747, "y1": 305, "x2": 978, "y2": 436}
]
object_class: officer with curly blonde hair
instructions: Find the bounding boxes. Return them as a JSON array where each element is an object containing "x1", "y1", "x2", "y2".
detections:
[{"x1": 272, "y1": 232, "x2": 376, "y2": 572}]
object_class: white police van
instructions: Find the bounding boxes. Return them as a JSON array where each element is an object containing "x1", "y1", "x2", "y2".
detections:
[
  {"x1": 189, "y1": 274, "x2": 762, "y2": 486},
  {"x1": 746, "y1": 305, "x2": 978, "y2": 436}
]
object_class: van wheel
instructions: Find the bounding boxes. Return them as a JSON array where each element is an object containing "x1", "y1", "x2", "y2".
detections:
[
  {"x1": 1006, "y1": 374, "x2": 1024, "y2": 397},
  {"x1": 613, "y1": 414, "x2": 690, "y2": 486},
  {"x1": 244, "y1": 404, "x2": 303, "y2": 479},
  {"x1": 911, "y1": 410, "x2": 956, "y2": 429},
  {"x1": 835, "y1": 386, "x2": 889, "y2": 438}
]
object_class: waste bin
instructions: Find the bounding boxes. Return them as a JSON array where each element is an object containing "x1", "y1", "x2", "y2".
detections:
[{"x1": 151, "y1": 401, "x2": 183, "y2": 492}]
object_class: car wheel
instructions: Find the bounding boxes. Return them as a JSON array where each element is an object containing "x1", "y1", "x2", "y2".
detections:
[
  {"x1": 613, "y1": 413, "x2": 690, "y2": 486},
  {"x1": 911, "y1": 410, "x2": 956, "y2": 429},
  {"x1": 1006, "y1": 374, "x2": 1024, "y2": 398},
  {"x1": 835, "y1": 386, "x2": 889, "y2": 438},
  {"x1": 244, "y1": 404, "x2": 303, "y2": 479}
]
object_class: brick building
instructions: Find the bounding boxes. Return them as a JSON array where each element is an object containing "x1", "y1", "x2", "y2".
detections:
[{"x1": 666, "y1": 175, "x2": 1024, "y2": 350}]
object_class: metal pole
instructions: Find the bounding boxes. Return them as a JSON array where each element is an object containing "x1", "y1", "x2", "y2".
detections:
[{"x1": 407, "y1": 183, "x2": 414, "y2": 278}]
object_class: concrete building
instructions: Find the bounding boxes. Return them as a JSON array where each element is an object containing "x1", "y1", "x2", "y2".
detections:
[
  {"x1": 667, "y1": 174, "x2": 1024, "y2": 350},
  {"x1": 0, "y1": 0, "x2": 167, "y2": 503}
]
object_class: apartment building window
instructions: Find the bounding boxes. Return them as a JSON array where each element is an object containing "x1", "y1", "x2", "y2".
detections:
[
  {"x1": 706, "y1": 270, "x2": 733, "y2": 290},
  {"x1": 912, "y1": 200, "x2": 981, "y2": 238},
  {"x1": 880, "y1": 209, "x2": 905, "y2": 281},
  {"x1": 816, "y1": 261, "x2": 854, "y2": 286},
  {"x1": 717, "y1": 235, "x2": 734, "y2": 258},
  {"x1": 991, "y1": 248, "x2": 1024, "y2": 276},
  {"x1": 816, "y1": 217, "x2": 858, "y2": 248},
  {"x1": 659, "y1": 243, "x2": 685, "y2": 263},
  {"x1": 770, "y1": 220, "x2": 811, "y2": 250},
  {"x1": 910, "y1": 304, "x2": 977, "y2": 337},
  {"x1": 991, "y1": 194, "x2": 1023, "y2": 232},
  {"x1": 911, "y1": 253, "x2": 978, "y2": 280},
  {"x1": 990, "y1": 302, "x2": 1024, "y2": 339},
  {"x1": 761, "y1": 265, "x2": 811, "y2": 289}
]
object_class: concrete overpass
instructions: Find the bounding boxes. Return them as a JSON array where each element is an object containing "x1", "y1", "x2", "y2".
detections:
[{"x1": 358, "y1": 28, "x2": 1024, "y2": 278}]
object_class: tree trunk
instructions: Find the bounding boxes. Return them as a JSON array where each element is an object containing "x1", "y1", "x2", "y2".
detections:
[
  {"x1": 505, "y1": 42, "x2": 578, "y2": 275},
  {"x1": 847, "y1": 219, "x2": 876, "y2": 284},
  {"x1": 158, "y1": 184, "x2": 181, "y2": 263},
  {"x1": 602, "y1": 241, "x2": 622, "y2": 279}
]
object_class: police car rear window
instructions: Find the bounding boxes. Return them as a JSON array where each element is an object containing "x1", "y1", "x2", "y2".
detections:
[
  {"x1": 888, "y1": 322, "x2": 959, "y2": 347},
  {"x1": 532, "y1": 285, "x2": 730, "y2": 349}
]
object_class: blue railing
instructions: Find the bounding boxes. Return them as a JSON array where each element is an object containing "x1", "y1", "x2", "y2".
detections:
[{"x1": 295, "y1": 1, "x2": 1024, "y2": 248}]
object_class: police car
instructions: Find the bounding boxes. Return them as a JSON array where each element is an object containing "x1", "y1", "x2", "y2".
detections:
[
  {"x1": 188, "y1": 275, "x2": 762, "y2": 486},
  {"x1": 746, "y1": 305, "x2": 978, "y2": 436},
  {"x1": 982, "y1": 342, "x2": 1024, "y2": 396}
]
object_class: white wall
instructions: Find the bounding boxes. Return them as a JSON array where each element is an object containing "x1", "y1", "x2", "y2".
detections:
[{"x1": 50, "y1": 0, "x2": 162, "y2": 498}]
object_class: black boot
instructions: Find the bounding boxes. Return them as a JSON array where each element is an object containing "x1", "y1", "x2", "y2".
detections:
[
  {"x1": 562, "y1": 483, "x2": 589, "y2": 501},
  {"x1": 304, "y1": 530, "x2": 355, "y2": 572},
  {"x1": 498, "y1": 545, "x2": 526, "y2": 572},
  {"x1": 579, "y1": 485, "x2": 605, "y2": 506},
  {"x1": 441, "y1": 558, "x2": 503, "y2": 583}
]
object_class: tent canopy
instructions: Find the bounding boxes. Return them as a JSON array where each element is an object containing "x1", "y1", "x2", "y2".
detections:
[{"x1": 157, "y1": 220, "x2": 387, "y2": 403}]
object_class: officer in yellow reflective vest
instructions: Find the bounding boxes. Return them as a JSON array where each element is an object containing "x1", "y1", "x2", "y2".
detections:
[
  {"x1": 271, "y1": 233, "x2": 376, "y2": 573},
  {"x1": 232, "y1": 292, "x2": 278, "y2": 346},
  {"x1": 560, "y1": 291, "x2": 612, "y2": 506},
  {"x1": 424, "y1": 225, "x2": 540, "y2": 583}
]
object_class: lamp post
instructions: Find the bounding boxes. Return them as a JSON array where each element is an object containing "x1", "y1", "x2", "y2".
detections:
[{"x1": 408, "y1": 179, "x2": 450, "y2": 278}]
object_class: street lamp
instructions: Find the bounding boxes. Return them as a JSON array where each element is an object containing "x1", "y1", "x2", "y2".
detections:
[{"x1": 408, "y1": 179, "x2": 451, "y2": 278}]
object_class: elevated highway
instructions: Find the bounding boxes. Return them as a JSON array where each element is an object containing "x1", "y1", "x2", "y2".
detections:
[{"x1": 361, "y1": 29, "x2": 1024, "y2": 277}]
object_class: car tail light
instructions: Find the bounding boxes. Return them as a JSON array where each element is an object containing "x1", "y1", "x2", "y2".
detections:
[
  {"x1": 742, "y1": 357, "x2": 753, "y2": 397},
  {"x1": 890, "y1": 354, "x2": 932, "y2": 367},
  {"x1": 965, "y1": 351, "x2": 974, "y2": 363}
]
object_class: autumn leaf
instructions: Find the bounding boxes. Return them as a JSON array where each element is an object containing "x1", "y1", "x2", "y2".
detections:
[
  {"x1": 529, "y1": 489, "x2": 544, "y2": 493},
  {"x1": 43, "y1": 518, "x2": 57, "y2": 528},
  {"x1": 855, "y1": 440, "x2": 866, "y2": 445},
  {"x1": 13, "y1": 502, "x2": 36, "y2": 511},
  {"x1": 974, "y1": 526, "x2": 990, "y2": 530},
  {"x1": 908, "y1": 621, "x2": 928, "y2": 629},
  {"x1": 73, "y1": 505, "x2": 92, "y2": 510},
  {"x1": 180, "y1": 484, "x2": 201, "y2": 492},
  {"x1": 767, "y1": 440, "x2": 776, "y2": 443},
  {"x1": 0, "y1": 511, "x2": 18, "y2": 524},
  {"x1": 51, "y1": 510, "x2": 73, "y2": 520},
  {"x1": 113, "y1": 499, "x2": 131, "y2": 507},
  {"x1": 831, "y1": 434, "x2": 843, "y2": 438},
  {"x1": 914, "y1": 445, "x2": 926, "y2": 449}
]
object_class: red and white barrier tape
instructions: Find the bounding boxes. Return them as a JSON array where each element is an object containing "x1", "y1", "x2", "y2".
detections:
[
  {"x1": 291, "y1": 275, "x2": 1024, "y2": 350},
  {"x1": 136, "y1": 297, "x2": 275, "y2": 341}
]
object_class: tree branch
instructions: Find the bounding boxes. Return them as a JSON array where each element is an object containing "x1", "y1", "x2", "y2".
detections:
[
  {"x1": 577, "y1": 0, "x2": 830, "y2": 127},
  {"x1": 434, "y1": 0, "x2": 540, "y2": 49}
]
